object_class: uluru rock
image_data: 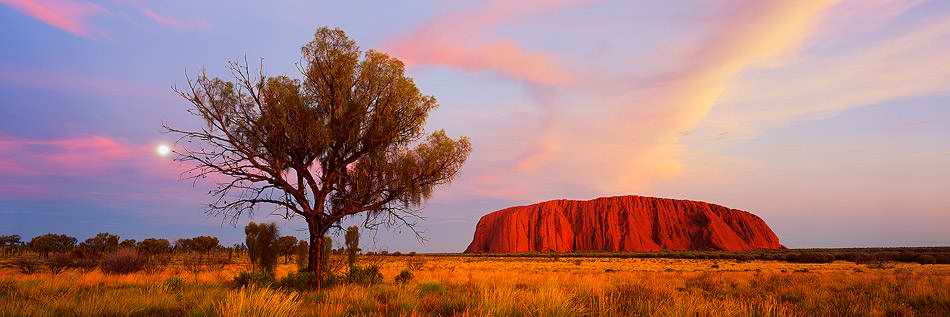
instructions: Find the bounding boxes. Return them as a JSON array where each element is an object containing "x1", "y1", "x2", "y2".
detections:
[{"x1": 465, "y1": 195, "x2": 783, "y2": 253}]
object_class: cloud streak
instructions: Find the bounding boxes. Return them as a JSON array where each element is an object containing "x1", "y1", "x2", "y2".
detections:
[
  {"x1": 385, "y1": 0, "x2": 587, "y2": 86},
  {"x1": 0, "y1": 0, "x2": 108, "y2": 38},
  {"x1": 463, "y1": 1, "x2": 839, "y2": 199}
]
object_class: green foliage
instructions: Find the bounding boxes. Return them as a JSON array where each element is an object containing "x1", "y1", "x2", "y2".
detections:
[
  {"x1": 119, "y1": 239, "x2": 136, "y2": 249},
  {"x1": 28, "y1": 233, "x2": 76, "y2": 257},
  {"x1": 418, "y1": 282, "x2": 447, "y2": 296},
  {"x1": 345, "y1": 226, "x2": 360, "y2": 267},
  {"x1": 395, "y1": 269, "x2": 414, "y2": 284},
  {"x1": 244, "y1": 222, "x2": 279, "y2": 275},
  {"x1": 167, "y1": 27, "x2": 471, "y2": 290},
  {"x1": 346, "y1": 265, "x2": 383, "y2": 285},
  {"x1": 164, "y1": 276, "x2": 184, "y2": 290},
  {"x1": 137, "y1": 238, "x2": 171, "y2": 255},
  {"x1": 80, "y1": 232, "x2": 119, "y2": 256},
  {"x1": 275, "y1": 236, "x2": 298, "y2": 264},
  {"x1": 0, "y1": 235, "x2": 21, "y2": 248},
  {"x1": 320, "y1": 236, "x2": 332, "y2": 274},
  {"x1": 276, "y1": 271, "x2": 330, "y2": 291},
  {"x1": 294, "y1": 240, "x2": 308, "y2": 269},
  {"x1": 232, "y1": 271, "x2": 275, "y2": 288},
  {"x1": 175, "y1": 236, "x2": 220, "y2": 255},
  {"x1": 100, "y1": 248, "x2": 149, "y2": 274}
]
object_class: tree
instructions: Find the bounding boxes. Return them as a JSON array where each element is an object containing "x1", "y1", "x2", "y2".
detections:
[
  {"x1": 295, "y1": 240, "x2": 309, "y2": 269},
  {"x1": 80, "y1": 232, "x2": 120, "y2": 256},
  {"x1": 119, "y1": 239, "x2": 137, "y2": 249},
  {"x1": 276, "y1": 236, "x2": 299, "y2": 264},
  {"x1": 321, "y1": 236, "x2": 332, "y2": 275},
  {"x1": 0, "y1": 235, "x2": 21, "y2": 256},
  {"x1": 137, "y1": 238, "x2": 171, "y2": 255},
  {"x1": 245, "y1": 222, "x2": 279, "y2": 275},
  {"x1": 29, "y1": 234, "x2": 76, "y2": 257},
  {"x1": 166, "y1": 26, "x2": 471, "y2": 288},
  {"x1": 176, "y1": 236, "x2": 220, "y2": 255},
  {"x1": 345, "y1": 226, "x2": 360, "y2": 267}
]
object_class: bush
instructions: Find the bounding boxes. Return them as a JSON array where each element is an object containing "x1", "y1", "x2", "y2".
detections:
[
  {"x1": 144, "y1": 255, "x2": 171, "y2": 273},
  {"x1": 12, "y1": 256, "x2": 41, "y2": 274},
  {"x1": 395, "y1": 269, "x2": 414, "y2": 284},
  {"x1": 100, "y1": 248, "x2": 148, "y2": 274},
  {"x1": 346, "y1": 265, "x2": 383, "y2": 285},
  {"x1": 233, "y1": 271, "x2": 275, "y2": 288},
  {"x1": 418, "y1": 282, "x2": 447, "y2": 296},
  {"x1": 277, "y1": 271, "x2": 318, "y2": 291},
  {"x1": 916, "y1": 255, "x2": 937, "y2": 265},
  {"x1": 47, "y1": 253, "x2": 75, "y2": 274},
  {"x1": 164, "y1": 276, "x2": 184, "y2": 290}
]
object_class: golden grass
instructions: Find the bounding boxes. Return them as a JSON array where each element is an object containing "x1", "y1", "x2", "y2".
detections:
[
  {"x1": 214, "y1": 285, "x2": 301, "y2": 317},
  {"x1": 1, "y1": 255, "x2": 948, "y2": 316}
]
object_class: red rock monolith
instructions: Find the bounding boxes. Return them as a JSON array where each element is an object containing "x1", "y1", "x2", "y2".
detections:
[{"x1": 465, "y1": 195, "x2": 783, "y2": 253}]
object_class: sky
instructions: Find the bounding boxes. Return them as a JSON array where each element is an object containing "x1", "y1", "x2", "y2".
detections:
[{"x1": 1, "y1": 0, "x2": 949, "y2": 252}]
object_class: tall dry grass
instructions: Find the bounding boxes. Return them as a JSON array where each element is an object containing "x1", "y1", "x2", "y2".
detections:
[
  {"x1": 0, "y1": 255, "x2": 947, "y2": 316},
  {"x1": 214, "y1": 285, "x2": 301, "y2": 317}
]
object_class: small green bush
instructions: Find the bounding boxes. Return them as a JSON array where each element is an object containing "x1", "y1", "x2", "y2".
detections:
[
  {"x1": 164, "y1": 276, "x2": 184, "y2": 290},
  {"x1": 418, "y1": 282, "x2": 447, "y2": 296},
  {"x1": 233, "y1": 271, "x2": 275, "y2": 288},
  {"x1": 277, "y1": 271, "x2": 318, "y2": 291},
  {"x1": 395, "y1": 269, "x2": 414, "y2": 284},
  {"x1": 346, "y1": 265, "x2": 383, "y2": 285}
]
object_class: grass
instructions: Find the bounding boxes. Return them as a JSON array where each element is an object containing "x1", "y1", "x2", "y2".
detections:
[{"x1": 0, "y1": 255, "x2": 948, "y2": 316}]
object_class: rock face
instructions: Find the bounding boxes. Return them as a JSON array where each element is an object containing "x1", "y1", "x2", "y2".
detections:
[{"x1": 465, "y1": 195, "x2": 782, "y2": 253}]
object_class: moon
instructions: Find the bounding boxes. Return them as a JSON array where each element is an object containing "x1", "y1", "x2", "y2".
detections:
[{"x1": 156, "y1": 144, "x2": 172, "y2": 157}]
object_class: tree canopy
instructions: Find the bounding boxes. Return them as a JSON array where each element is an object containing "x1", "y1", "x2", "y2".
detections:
[{"x1": 166, "y1": 26, "x2": 470, "y2": 288}]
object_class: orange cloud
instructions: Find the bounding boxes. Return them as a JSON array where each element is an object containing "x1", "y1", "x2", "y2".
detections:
[
  {"x1": 0, "y1": 0, "x2": 108, "y2": 38},
  {"x1": 385, "y1": 0, "x2": 588, "y2": 86}
]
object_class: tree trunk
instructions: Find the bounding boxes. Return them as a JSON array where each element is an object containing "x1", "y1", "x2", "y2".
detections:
[{"x1": 306, "y1": 217, "x2": 323, "y2": 290}]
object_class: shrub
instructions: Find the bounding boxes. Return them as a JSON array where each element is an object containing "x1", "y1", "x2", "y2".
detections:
[
  {"x1": 29, "y1": 233, "x2": 77, "y2": 257},
  {"x1": 47, "y1": 252, "x2": 75, "y2": 274},
  {"x1": 277, "y1": 271, "x2": 318, "y2": 291},
  {"x1": 100, "y1": 248, "x2": 148, "y2": 274},
  {"x1": 245, "y1": 222, "x2": 279, "y2": 275},
  {"x1": 916, "y1": 255, "x2": 937, "y2": 264},
  {"x1": 418, "y1": 282, "x2": 447, "y2": 296},
  {"x1": 395, "y1": 269, "x2": 414, "y2": 284},
  {"x1": 294, "y1": 241, "x2": 308, "y2": 269},
  {"x1": 164, "y1": 276, "x2": 185, "y2": 290},
  {"x1": 233, "y1": 271, "x2": 275, "y2": 288},
  {"x1": 214, "y1": 285, "x2": 300, "y2": 317},
  {"x1": 345, "y1": 226, "x2": 360, "y2": 267},
  {"x1": 144, "y1": 255, "x2": 171, "y2": 273},
  {"x1": 12, "y1": 256, "x2": 41, "y2": 274},
  {"x1": 346, "y1": 265, "x2": 383, "y2": 285}
]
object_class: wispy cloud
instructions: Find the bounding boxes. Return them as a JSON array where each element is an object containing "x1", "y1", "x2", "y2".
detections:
[
  {"x1": 0, "y1": 0, "x2": 108, "y2": 38},
  {"x1": 139, "y1": 8, "x2": 209, "y2": 30},
  {"x1": 0, "y1": 0, "x2": 211, "y2": 39},
  {"x1": 385, "y1": 0, "x2": 588, "y2": 86},
  {"x1": 460, "y1": 1, "x2": 839, "y2": 200}
]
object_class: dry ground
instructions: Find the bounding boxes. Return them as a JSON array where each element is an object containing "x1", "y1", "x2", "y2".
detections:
[{"x1": 1, "y1": 255, "x2": 949, "y2": 316}]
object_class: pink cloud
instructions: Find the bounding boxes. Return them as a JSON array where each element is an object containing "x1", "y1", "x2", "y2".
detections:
[
  {"x1": 0, "y1": 134, "x2": 183, "y2": 178},
  {"x1": 0, "y1": 0, "x2": 108, "y2": 38},
  {"x1": 140, "y1": 8, "x2": 209, "y2": 30},
  {"x1": 452, "y1": 0, "x2": 842, "y2": 201},
  {"x1": 385, "y1": 0, "x2": 588, "y2": 86}
]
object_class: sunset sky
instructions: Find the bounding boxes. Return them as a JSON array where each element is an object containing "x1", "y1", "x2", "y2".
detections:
[{"x1": 2, "y1": 0, "x2": 949, "y2": 251}]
